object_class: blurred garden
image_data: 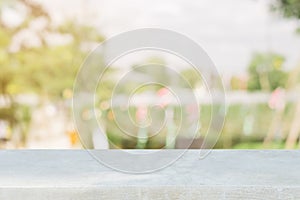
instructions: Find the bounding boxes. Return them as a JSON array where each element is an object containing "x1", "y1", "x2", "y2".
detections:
[{"x1": 1, "y1": 0, "x2": 300, "y2": 149}]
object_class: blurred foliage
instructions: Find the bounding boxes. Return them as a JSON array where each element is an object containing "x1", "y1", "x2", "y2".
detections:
[
  {"x1": 230, "y1": 76, "x2": 247, "y2": 90},
  {"x1": 271, "y1": 0, "x2": 300, "y2": 88},
  {"x1": 132, "y1": 57, "x2": 171, "y2": 86},
  {"x1": 247, "y1": 53, "x2": 288, "y2": 91},
  {"x1": 0, "y1": 0, "x2": 300, "y2": 149},
  {"x1": 0, "y1": 0, "x2": 106, "y2": 145},
  {"x1": 272, "y1": 0, "x2": 300, "y2": 20},
  {"x1": 233, "y1": 141, "x2": 285, "y2": 149},
  {"x1": 180, "y1": 68, "x2": 203, "y2": 88},
  {"x1": 272, "y1": 0, "x2": 300, "y2": 33},
  {"x1": 103, "y1": 103, "x2": 298, "y2": 149},
  {"x1": 0, "y1": 0, "x2": 105, "y2": 98}
]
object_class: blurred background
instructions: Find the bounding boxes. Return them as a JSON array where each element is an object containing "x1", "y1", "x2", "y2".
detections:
[{"x1": 1, "y1": 0, "x2": 300, "y2": 149}]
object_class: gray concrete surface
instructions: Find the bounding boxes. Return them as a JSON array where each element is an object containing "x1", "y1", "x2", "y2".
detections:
[{"x1": 0, "y1": 150, "x2": 299, "y2": 199}]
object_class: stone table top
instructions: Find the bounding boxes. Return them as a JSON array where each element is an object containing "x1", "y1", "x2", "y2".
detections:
[{"x1": 0, "y1": 150, "x2": 299, "y2": 199}]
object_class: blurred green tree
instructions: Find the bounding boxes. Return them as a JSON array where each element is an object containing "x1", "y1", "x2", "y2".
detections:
[
  {"x1": 272, "y1": 1, "x2": 300, "y2": 19},
  {"x1": 0, "y1": 0, "x2": 106, "y2": 98},
  {"x1": 180, "y1": 68, "x2": 203, "y2": 89},
  {"x1": 247, "y1": 53, "x2": 288, "y2": 91},
  {"x1": 0, "y1": 0, "x2": 107, "y2": 146},
  {"x1": 271, "y1": 0, "x2": 300, "y2": 148},
  {"x1": 272, "y1": 0, "x2": 300, "y2": 33}
]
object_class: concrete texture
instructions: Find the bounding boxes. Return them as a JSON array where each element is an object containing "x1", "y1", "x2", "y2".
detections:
[{"x1": 0, "y1": 150, "x2": 299, "y2": 199}]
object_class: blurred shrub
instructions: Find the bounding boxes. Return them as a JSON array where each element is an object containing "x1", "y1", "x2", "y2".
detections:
[{"x1": 247, "y1": 53, "x2": 288, "y2": 91}]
